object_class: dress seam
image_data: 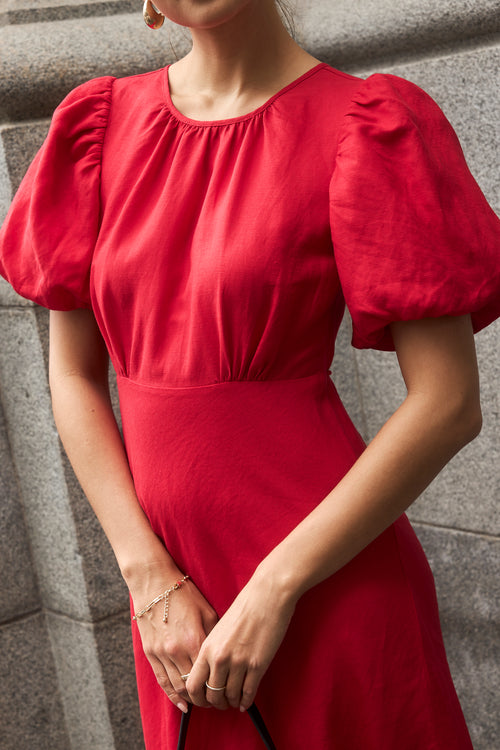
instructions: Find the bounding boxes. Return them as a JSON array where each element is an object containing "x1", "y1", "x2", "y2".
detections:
[
  {"x1": 91, "y1": 76, "x2": 116, "y2": 305},
  {"x1": 160, "y1": 63, "x2": 330, "y2": 128},
  {"x1": 116, "y1": 371, "x2": 329, "y2": 391}
]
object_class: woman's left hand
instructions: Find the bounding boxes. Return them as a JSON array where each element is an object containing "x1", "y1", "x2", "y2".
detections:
[{"x1": 186, "y1": 567, "x2": 296, "y2": 711}]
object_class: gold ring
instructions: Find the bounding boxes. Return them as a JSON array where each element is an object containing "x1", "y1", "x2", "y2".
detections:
[
  {"x1": 205, "y1": 680, "x2": 226, "y2": 691},
  {"x1": 180, "y1": 674, "x2": 190, "y2": 682}
]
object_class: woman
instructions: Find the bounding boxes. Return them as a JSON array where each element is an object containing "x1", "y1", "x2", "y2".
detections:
[{"x1": 1, "y1": 0, "x2": 499, "y2": 747}]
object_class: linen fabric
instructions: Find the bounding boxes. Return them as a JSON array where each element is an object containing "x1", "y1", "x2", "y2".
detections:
[{"x1": 1, "y1": 62, "x2": 499, "y2": 749}]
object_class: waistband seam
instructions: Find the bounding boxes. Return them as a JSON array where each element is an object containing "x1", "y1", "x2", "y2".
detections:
[{"x1": 116, "y1": 371, "x2": 331, "y2": 392}]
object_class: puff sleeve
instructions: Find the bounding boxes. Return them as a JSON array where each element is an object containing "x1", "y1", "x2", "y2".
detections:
[
  {"x1": 329, "y1": 73, "x2": 500, "y2": 351},
  {"x1": 0, "y1": 76, "x2": 114, "y2": 309}
]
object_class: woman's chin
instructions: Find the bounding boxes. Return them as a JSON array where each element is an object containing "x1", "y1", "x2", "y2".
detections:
[{"x1": 153, "y1": 0, "x2": 256, "y2": 31}]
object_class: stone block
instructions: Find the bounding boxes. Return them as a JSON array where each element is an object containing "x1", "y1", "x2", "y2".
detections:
[
  {"x1": 0, "y1": 612, "x2": 69, "y2": 749},
  {"x1": 0, "y1": 14, "x2": 191, "y2": 121},
  {"x1": 0, "y1": 307, "x2": 129, "y2": 619},
  {"x1": 2, "y1": 0, "x2": 136, "y2": 25},
  {"x1": 47, "y1": 611, "x2": 138, "y2": 749},
  {"x1": 0, "y1": 135, "x2": 12, "y2": 223},
  {"x1": 94, "y1": 611, "x2": 145, "y2": 749},
  {"x1": 296, "y1": 0, "x2": 500, "y2": 69},
  {"x1": 0, "y1": 400, "x2": 40, "y2": 622},
  {"x1": 331, "y1": 311, "x2": 368, "y2": 438},
  {"x1": 1, "y1": 121, "x2": 49, "y2": 191},
  {"x1": 0, "y1": 307, "x2": 92, "y2": 618},
  {"x1": 414, "y1": 524, "x2": 500, "y2": 749}
]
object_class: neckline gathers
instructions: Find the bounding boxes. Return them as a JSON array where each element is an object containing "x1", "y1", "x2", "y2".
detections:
[{"x1": 162, "y1": 62, "x2": 329, "y2": 127}]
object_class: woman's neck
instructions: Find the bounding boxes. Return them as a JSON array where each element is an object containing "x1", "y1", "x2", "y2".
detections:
[{"x1": 168, "y1": 1, "x2": 319, "y2": 116}]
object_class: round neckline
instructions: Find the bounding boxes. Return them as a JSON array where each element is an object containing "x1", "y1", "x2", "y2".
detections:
[{"x1": 162, "y1": 62, "x2": 329, "y2": 127}]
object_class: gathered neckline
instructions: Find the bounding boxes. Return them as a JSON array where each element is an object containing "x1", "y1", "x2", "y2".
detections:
[{"x1": 162, "y1": 62, "x2": 329, "y2": 127}]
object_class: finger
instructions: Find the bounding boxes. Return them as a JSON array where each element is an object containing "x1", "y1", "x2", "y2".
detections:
[
  {"x1": 148, "y1": 655, "x2": 189, "y2": 713},
  {"x1": 185, "y1": 658, "x2": 211, "y2": 707},
  {"x1": 239, "y1": 667, "x2": 261, "y2": 712},
  {"x1": 177, "y1": 665, "x2": 193, "y2": 686},
  {"x1": 204, "y1": 666, "x2": 231, "y2": 710},
  {"x1": 165, "y1": 655, "x2": 200, "y2": 703},
  {"x1": 165, "y1": 660, "x2": 193, "y2": 703},
  {"x1": 225, "y1": 663, "x2": 247, "y2": 709}
]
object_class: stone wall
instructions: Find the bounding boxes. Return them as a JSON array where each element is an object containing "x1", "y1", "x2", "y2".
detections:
[{"x1": 0, "y1": 2, "x2": 498, "y2": 748}]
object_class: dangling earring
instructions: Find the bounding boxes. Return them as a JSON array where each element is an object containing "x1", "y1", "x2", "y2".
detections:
[{"x1": 143, "y1": 0, "x2": 164, "y2": 29}]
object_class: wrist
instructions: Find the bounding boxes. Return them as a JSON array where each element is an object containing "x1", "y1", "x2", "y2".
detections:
[
  {"x1": 121, "y1": 555, "x2": 184, "y2": 599},
  {"x1": 253, "y1": 554, "x2": 305, "y2": 608}
]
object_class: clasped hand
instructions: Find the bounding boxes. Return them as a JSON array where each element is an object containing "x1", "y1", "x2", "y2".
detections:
[{"x1": 134, "y1": 570, "x2": 295, "y2": 713}]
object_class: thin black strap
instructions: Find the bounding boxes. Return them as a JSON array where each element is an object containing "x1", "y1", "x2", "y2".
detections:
[
  {"x1": 247, "y1": 703, "x2": 277, "y2": 750},
  {"x1": 176, "y1": 703, "x2": 192, "y2": 750},
  {"x1": 176, "y1": 702, "x2": 275, "y2": 749}
]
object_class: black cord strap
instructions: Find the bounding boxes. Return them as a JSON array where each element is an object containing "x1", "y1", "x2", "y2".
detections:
[
  {"x1": 177, "y1": 702, "x2": 276, "y2": 750},
  {"x1": 176, "y1": 703, "x2": 192, "y2": 750},
  {"x1": 247, "y1": 703, "x2": 277, "y2": 749}
]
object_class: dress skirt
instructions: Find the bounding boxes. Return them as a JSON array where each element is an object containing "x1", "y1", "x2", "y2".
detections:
[{"x1": 119, "y1": 372, "x2": 473, "y2": 750}]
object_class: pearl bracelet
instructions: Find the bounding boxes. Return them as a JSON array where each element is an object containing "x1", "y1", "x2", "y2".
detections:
[{"x1": 132, "y1": 575, "x2": 190, "y2": 623}]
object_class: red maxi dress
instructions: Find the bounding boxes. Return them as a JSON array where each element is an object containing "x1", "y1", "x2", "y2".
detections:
[{"x1": 1, "y1": 62, "x2": 499, "y2": 749}]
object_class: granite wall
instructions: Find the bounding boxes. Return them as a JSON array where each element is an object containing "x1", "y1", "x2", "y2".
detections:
[{"x1": 0, "y1": 1, "x2": 498, "y2": 748}]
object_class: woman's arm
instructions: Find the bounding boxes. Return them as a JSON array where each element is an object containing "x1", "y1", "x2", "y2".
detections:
[
  {"x1": 187, "y1": 314, "x2": 482, "y2": 711},
  {"x1": 49, "y1": 309, "x2": 217, "y2": 711}
]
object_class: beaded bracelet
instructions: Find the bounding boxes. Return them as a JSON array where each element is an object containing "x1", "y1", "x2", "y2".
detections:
[{"x1": 132, "y1": 575, "x2": 190, "y2": 623}]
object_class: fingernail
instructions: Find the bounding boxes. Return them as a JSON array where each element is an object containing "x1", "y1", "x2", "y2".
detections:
[
  {"x1": 239, "y1": 705, "x2": 246, "y2": 713},
  {"x1": 177, "y1": 702, "x2": 188, "y2": 713}
]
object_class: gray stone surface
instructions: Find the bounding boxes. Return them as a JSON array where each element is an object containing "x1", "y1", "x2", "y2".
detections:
[
  {"x1": 414, "y1": 524, "x2": 500, "y2": 749},
  {"x1": 296, "y1": 0, "x2": 500, "y2": 69},
  {"x1": 1, "y1": 121, "x2": 49, "y2": 191},
  {"x1": 0, "y1": 612, "x2": 69, "y2": 749},
  {"x1": 0, "y1": 14, "x2": 191, "y2": 121},
  {"x1": 0, "y1": 135, "x2": 11, "y2": 221},
  {"x1": 0, "y1": 307, "x2": 92, "y2": 618},
  {"x1": 47, "y1": 611, "x2": 118, "y2": 750},
  {"x1": 94, "y1": 611, "x2": 145, "y2": 749},
  {"x1": 330, "y1": 313, "x2": 367, "y2": 437},
  {"x1": 0, "y1": 399, "x2": 40, "y2": 622},
  {"x1": 46, "y1": 609, "x2": 143, "y2": 749},
  {"x1": 0, "y1": 307, "x2": 129, "y2": 620},
  {"x1": 1, "y1": 0, "x2": 137, "y2": 25}
]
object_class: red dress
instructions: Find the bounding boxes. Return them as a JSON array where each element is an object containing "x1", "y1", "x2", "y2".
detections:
[{"x1": 1, "y1": 63, "x2": 499, "y2": 749}]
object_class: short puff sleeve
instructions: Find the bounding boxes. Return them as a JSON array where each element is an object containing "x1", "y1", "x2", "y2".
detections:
[
  {"x1": 0, "y1": 76, "x2": 114, "y2": 309},
  {"x1": 330, "y1": 73, "x2": 500, "y2": 351}
]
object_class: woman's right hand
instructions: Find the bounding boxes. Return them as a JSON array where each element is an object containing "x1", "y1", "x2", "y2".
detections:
[{"x1": 131, "y1": 573, "x2": 218, "y2": 712}]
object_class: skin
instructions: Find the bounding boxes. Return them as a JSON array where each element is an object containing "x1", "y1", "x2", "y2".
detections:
[{"x1": 49, "y1": 0, "x2": 483, "y2": 717}]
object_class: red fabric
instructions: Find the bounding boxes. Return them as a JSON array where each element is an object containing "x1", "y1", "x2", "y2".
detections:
[
  {"x1": 330, "y1": 73, "x2": 500, "y2": 350},
  {"x1": 2, "y1": 62, "x2": 498, "y2": 749}
]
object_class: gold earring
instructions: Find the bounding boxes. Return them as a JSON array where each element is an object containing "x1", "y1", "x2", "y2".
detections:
[{"x1": 143, "y1": 0, "x2": 164, "y2": 29}]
